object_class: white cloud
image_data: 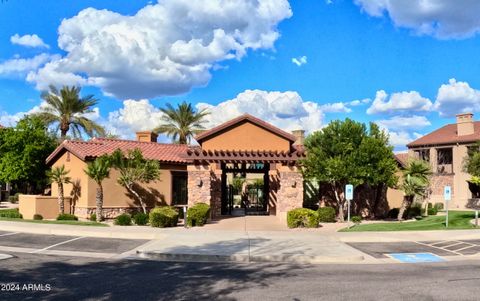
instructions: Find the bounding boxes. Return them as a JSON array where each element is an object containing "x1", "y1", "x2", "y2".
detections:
[
  {"x1": 105, "y1": 99, "x2": 165, "y2": 138},
  {"x1": 376, "y1": 115, "x2": 431, "y2": 131},
  {"x1": 434, "y1": 78, "x2": 480, "y2": 117},
  {"x1": 320, "y1": 102, "x2": 351, "y2": 113},
  {"x1": 196, "y1": 89, "x2": 324, "y2": 134},
  {"x1": 0, "y1": 54, "x2": 59, "y2": 76},
  {"x1": 387, "y1": 130, "x2": 420, "y2": 148},
  {"x1": 0, "y1": 101, "x2": 50, "y2": 127},
  {"x1": 354, "y1": 0, "x2": 480, "y2": 39},
  {"x1": 366, "y1": 90, "x2": 433, "y2": 115},
  {"x1": 292, "y1": 55, "x2": 307, "y2": 66},
  {"x1": 27, "y1": 0, "x2": 292, "y2": 99},
  {"x1": 10, "y1": 34, "x2": 49, "y2": 48}
]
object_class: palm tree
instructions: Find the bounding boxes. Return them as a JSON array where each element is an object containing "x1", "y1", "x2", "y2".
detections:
[
  {"x1": 34, "y1": 85, "x2": 105, "y2": 140},
  {"x1": 397, "y1": 160, "x2": 432, "y2": 220},
  {"x1": 47, "y1": 165, "x2": 71, "y2": 214},
  {"x1": 154, "y1": 102, "x2": 209, "y2": 144},
  {"x1": 84, "y1": 156, "x2": 111, "y2": 222}
]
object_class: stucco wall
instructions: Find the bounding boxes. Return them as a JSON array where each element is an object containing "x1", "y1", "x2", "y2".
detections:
[
  {"x1": 201, "y1": 121, "x2": 291, "y2": 152},
  {"x1": 19, "y1": 195, "x2": 72, "y2": 219}
]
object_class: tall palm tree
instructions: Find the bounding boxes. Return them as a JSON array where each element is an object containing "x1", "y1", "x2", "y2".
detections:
[
  {"x1": 84, "y1": 156, "x2": 111, "y2": 222},
  {"x1": 397, "y1": 159, "x2": 432, "y2": 220},
  {"x1": 47, "y1": 165, "x2": 71, "y2": 214},
  {"x1": 34, "y1": 85, "x2": 105, "y2": 140},
  {"x1": 154, "y1": 102, "x2": 209, "y2": 144}
]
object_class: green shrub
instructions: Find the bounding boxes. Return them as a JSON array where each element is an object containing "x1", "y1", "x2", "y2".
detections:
[
  {"x1": 56, "y1": 213, "x2": 78, "y2": 221},
  {"x1": 317, "y1": 207, "x2": 336, "y2": 223},
  {"x1": 387, "y1": 208, "x2": 399, "y2": 219},
  {"x1": 114, "y1": 213, "x2": 132, "y2": 226},
  {"x1": 406, "y1": 204, "x2": 422, "y2": 219},
  {"x1": 187, "y1": 203, "x2": 210, "y2": 227},
  {"x1": 351, "y1": 215, "x2": 362, "y2": 224},
  {"x1": 89, "y1": 213, "x2": 97, "y2": 222},
  {"x1": 427, "y1": 207, "x2": 438, "y2": 216},
  {"x1": 0, "y1": 209, "x2": 23, "y2": 219},
  {"x1": 33, "y1": 214, "x2": 43, "y2": 220},
  {"x1": 8, "y1": 193, "x2": 21, "y2": 204},
  {"x1": 133, "y1": 212, "x2": 149, "y2": 226},
  {"x1": 149, "y1": 207, "x2": 178, "y2": 228},
  {"x1": 435, "y1": 202, "x2": 444, "y2": 210},
  {"x1": 287, "y1": 208, "x2": 319, "y2": 228}
]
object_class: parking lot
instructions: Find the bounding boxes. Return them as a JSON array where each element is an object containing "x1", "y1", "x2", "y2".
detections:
[
  {"x1": 0, "y1": 231, "x2": 149, "y2": 258},
  {"x1": 347, "y1": 240, "x2": 480, "y2": 259}
]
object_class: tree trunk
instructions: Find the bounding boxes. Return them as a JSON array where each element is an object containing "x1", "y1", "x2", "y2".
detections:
[
  {"x1": 334, "y1": 185, "x2": 345, "y2": 222},
  {"x1": 96, "y1": 184, "x2": 103, "y2": 222},
  {"x1": 372, "y1": 183, "x2": 384, "y2": 218},
  {"x1": 60, "y1": 123, "x2": 70, "y2": 140},
  {"x1": 126, "y1": 184, "x2": 146, "y2": 213},
  {"x1": 58, "y1": 183, "x2": 65, "y2": 214},
  {"x1": 398, "y1": 195, "x2": 413, "y2": 221}
]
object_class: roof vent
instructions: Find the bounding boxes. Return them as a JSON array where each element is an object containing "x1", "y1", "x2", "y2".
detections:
[{"x1": 456, "y1": 113, "x2": 474, "y2": 136}]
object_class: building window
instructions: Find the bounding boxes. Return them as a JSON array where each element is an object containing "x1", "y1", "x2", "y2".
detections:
[
  {"x1": 414, "y1": 149, "x2": 430, "y2": 162},
  {"x1": 172, "y1": 172, "x2": 188, "y2": 205},
  {"x1": 437, "y1": 148, "x2": 453, "y2": 174}
]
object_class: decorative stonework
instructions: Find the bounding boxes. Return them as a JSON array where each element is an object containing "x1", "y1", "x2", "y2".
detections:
[
  {"x1": 276, "y1": 166, "x2": 304, "y2": 216},
  {"x1": 210, "y1": 170, "x2": 222, "y2": 218},
  {"x1": 75, "y1": 207, "x2": 146, "y2": 219},
  {"x1": 187, "y1": 164, "x2": 212, "y2": 206}
]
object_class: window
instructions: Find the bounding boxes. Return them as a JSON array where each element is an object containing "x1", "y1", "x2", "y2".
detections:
[
  {"x1": 437, "y1": 148, "x2": 453, "y2": 174},
  {"x1": 414, "y1": 149, "x2": 430, "y2": 162},
  {"x1": 172, "y1": 172, "x2": 188, "y2": 205}
]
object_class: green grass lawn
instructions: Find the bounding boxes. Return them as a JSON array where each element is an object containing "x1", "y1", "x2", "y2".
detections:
[
  {"x1": 0, "y1": 208, "x2": 108, "y2": 227},
  {"x1": 341, "y1": 211, "x2": 479, "y2": 232}
]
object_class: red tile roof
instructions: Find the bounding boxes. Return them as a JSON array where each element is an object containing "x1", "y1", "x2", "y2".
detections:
[
  {"x1": 407, "y1": 122, "x2": 480, "y2": 147},
  {"x1": 195, "y1": 113, "x2": 297, "y2": 143},
  {"x1": 46, "y1": 138, "x2": 189, "y2": 165},
  {"x1": 394, "y1": 153, "x2": 409, "y2": 168}
]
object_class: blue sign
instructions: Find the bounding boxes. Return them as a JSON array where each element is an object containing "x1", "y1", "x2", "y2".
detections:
[
  {"x1": 389, "y1": 253, "x2": 445, "y2": 263},
  {"x1": 444, "y1": 186, "x2": 452, "y2": 201},
  {"x1": 345, "y1": 184, "x2": 353, "y2": 200}
]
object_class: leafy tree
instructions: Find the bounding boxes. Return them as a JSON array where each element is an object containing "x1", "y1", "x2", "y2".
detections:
[
  {"x1": 84, "y1": 156, "x2": 111, "y2": 222},
  {"x1": 47, "y1": 165, "x2": 71, "y2": 214},
  {"x1": 154, "y1": 101, "x2": 209, "y2": 144},
  {"x1": 397, "y1": 160, "x2": 432, "y2": 220},
  {"x1": 33, "y1": 85, "x2": 105, "y2": 140},
  {"x1": 109, "y1": 149, "x2": 160, "y2": 213},
  {"x1": 0, "y1": 116, "x2": 57, "y2": 193},
  {"x1": 302, "y1": 119, "x2": 398, "y2": 221},
  {"x1": 464, "y1": 143, "x2": 480, "y2": 177}
]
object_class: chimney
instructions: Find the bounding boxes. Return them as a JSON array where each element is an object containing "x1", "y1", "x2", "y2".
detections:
[
  {"x1": 292, "y1": 130, "x2": 305, "y2": 146},
  {"x1": 136, "y1": 131, "x2": 158, "y2": 143},
  {"x1": 456, "y1": 113, "x2": 474, "y2": 136}
]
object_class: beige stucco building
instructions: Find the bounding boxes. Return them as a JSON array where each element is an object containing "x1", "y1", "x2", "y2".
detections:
[{"x1": 407, "y1": 113, "x2": 480, "y2": 209}]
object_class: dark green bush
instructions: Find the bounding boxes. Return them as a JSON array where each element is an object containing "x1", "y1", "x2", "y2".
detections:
[
  {"x1": 114, "y1": 213, "x2": 132, "y2": 226},
  {"x1": 427, "y1": 207, "x2": 438, "y2": 216},
  {"x1": 287, "y1": 208, "x2": 319, "y2": 228},
  {"x1": 317, "y1": 206, "x2": 336, "y2": 223},
  {"x1": 149, "y1": 207, "x2": 178, "y2": 228},
  {"x1": 8, "y1": 193, "x2": 21, "y2": 204},
  {"x1": 351, "y1": 215, "x2": 362, "y2": 224},
  {"x1": 89, "y1": 213, "x2": 97, "y2": 222},
  {"x1": 0, "y1": 209, "x2": 23, "y2": 219},
  {"x1": 387, "y1": 208, "x2": 399, "y2": 219},
  {"x1": 33, "y1": 214, "x2": 43, "y2": 220},
  {"x1": 57, "y1": 213, "x2": 78, "y2": 221},
  {"x1": 187, "y1": 203, "x2": 210, "y2": 227},
  {"x1": 133, "y1": 212, "x2": 149, "y2": 226},
  {"x1": 406, "y1": 204, "x2": 422, "y2": 219}
]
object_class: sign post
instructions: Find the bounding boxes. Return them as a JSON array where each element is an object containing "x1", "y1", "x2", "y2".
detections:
[
  {"x1": 345, "y1": 184, "x2": 353, "y2": 225},
  {"x1": 444, "y1": 186, "x2": 451, "y2": 228}
]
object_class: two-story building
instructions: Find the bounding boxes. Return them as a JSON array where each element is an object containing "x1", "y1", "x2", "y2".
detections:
[{"x1": 407, "y1": 113, "x2": 480, "y2": 209}]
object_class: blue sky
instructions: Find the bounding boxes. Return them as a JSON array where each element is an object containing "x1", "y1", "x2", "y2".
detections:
[{"x1": 1, "y1": 0, "x2": 480, "y2": 150}]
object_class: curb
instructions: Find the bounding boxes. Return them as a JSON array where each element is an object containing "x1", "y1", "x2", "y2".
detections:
[{"x1": 136, "y1": 250, "x2": 365, "y2": 264}]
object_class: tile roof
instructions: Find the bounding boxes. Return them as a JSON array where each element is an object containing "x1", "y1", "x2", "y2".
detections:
[
  {"x1": 46, "y1": 138, "x2": 189, "y2": 165},
  {"x1": 394, "y1": 153, "x2": 409, "y2": 168},
  {"x1": 195, "y1": 113, "x2": 297, "y2": 143},
  {"x1": 407, "y1": 121, "x2": 480, "y2": 147}
]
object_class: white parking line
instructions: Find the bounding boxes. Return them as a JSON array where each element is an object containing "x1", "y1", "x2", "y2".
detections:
[
  {"x1": 30, "y1": 236, "x2": 85, "y2": 254},
  {"x1": 0, "y1": 232, "x2": 18, "y2": 237}
]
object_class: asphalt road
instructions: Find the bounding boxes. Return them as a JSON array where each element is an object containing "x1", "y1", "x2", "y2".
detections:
[{"x1": 1, "y1": 253, "x2": 480, "y2": 301}]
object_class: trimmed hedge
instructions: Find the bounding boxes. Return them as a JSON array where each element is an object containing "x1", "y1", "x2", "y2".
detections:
[
  {"x1": 57, "y1": 213, "x2": 78, "y2": 221},
  {"x1": 8, "y1": 193, "x2": 21, "y2": 204},
  {"x1": 134, "y1": 212, "x2": 149, "y2": 226},
  {"x1": 33, "y1": 214, "x2": 43, "y2": 220},
  {"x1": 0, "y1": 209, "x2": 23, "y2": 219},
  {"x1": 427, "y1": 207, "x2": 438, "y2": 216},
  {"x1": 406, "y1": 204, "x2": 422, "y2": 219},
  {"x1": 114, "y1": 213, "x2": 132, "y2": 226},
  {"x1": 387, "y1": 208, "x2": 400, "y2": 219},
  {"x1": 149, "y1": 207, "x2": 178, "y2": 228},
  {"x1": 287, "y1": 208, "x2": 319, "y2": 228},
  {"x1": 90, "y1": 213, "x2": 97, "y2": 222},
  {"x1": 317, "y1": 206, "x2": 336, "y2": 223},
  {"x1": 351, "y1": 215, "x2": 362, "y2": 224},
  {"x1": 187, "y1": 203, "x2": 210, "y2": 227}
]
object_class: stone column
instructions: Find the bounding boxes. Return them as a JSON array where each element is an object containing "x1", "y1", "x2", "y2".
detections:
[
  {"x1": 276, "y1": 165, "x2": 304, "y2": 220},
  {"x1": 187, "y1": 164, "x2": 212, "y2": 207},
  {"x1": 211, "y1": 169, "x2": 222, "y2": 218}
]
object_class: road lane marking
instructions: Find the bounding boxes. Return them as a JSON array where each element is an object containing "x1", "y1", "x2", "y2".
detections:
[
  {"x1": 30, "y1": 236, "x2": 85, "y2": 254},
  {"x1": 0, "y1": 232, "x2": 18, "y2": 237}
]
